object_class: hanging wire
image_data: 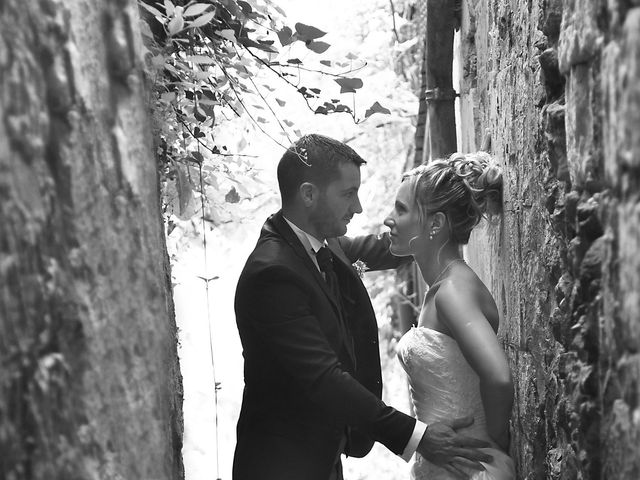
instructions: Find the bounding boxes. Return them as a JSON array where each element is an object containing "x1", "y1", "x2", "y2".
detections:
[{"x1": 192, "y1": 128, "x2": 223, "y2": 480}]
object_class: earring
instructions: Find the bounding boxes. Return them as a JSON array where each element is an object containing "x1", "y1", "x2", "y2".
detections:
[{"x1": 429, "y1": 231, "x2": 435, "y2": 240}]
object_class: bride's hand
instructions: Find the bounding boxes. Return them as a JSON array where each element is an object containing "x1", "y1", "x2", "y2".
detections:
[{"x1": 416, "y1": 415, "x2": 493, "y2": 479}]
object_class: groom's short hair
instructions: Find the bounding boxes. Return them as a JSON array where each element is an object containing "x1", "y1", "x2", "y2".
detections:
[{"x1": 277, "y1": 134, "x2": 366, "y2": 204}]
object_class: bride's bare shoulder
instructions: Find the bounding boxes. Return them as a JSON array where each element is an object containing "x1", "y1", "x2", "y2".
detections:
[{"x1": 435, "y1": 264, "x2": 500, "y2": 332}]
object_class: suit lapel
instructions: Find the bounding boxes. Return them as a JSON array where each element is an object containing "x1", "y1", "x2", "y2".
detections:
[
  {"x1": 327, "y1": 238, "x2": 362, "y2": 363},
  {"x1": 268, "y1": 213, "x2": 356, "y2": 365},
  {"x1": 327, "y1": 238, "x2": 363, "y2": 310},
  {"x1": 327, "y1": 239, "x2": 360, "y2": 283},
  {"x1": 268, "y1": 212, "x2": 343, "y2": 316}
]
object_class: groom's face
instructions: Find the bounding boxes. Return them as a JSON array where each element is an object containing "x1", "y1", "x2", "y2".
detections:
[{"x1": 309, "y1": 162, "x2": 363, "y2": 239}]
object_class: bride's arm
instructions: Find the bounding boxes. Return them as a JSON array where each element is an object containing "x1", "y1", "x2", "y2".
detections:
[{"x1": 434, "y1": 283, "x2": 514, "y2": 451}]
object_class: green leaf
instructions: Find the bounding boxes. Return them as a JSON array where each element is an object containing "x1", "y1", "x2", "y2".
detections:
[
  {"x1": 364, "y1": 101, "x2": 391, "y2": 118},
  {"x1": 140, "y1": 2, "x2": 165, "y2": 19},
  {"x1": 183, "y1": 3, "x2": 210, "y2": 17},
  {"x1": 194, "y1": 104, "x2": 207, "y2": 122},
  {"x1": 231, "y1": 178, "x2": 251, "y2": 197},
  {"x1": 237, "y1": 0, "x2": 253, "y2": 14},
  {"x1": 222, "y1": 0, "x2": 241, "y2": 17},
  {"x1": 263, "y1": 0, "x2": 286, "y2": 17},
  {"x1": 256, "y1": 116, "x2": 267, "y2": 123},
  {"x1": 287, "y1": 58, "x2": 302, "y2": 65},
  {"x1": 310, "y1": 87, "x2": 321, "y2": 94},
  {"x1": 202, "y1": 87, "x2": 217, "y2": 100},
  {"x1": 140, "y1": 20, "x2": 155, "y2": 38},
  {"x1": 238, "y1": 36, "x2": 276, "y2": 53},
  {"x1": 320, "y1": 60, "x2": 332, "y2": 67},
  {"x1": 164, "y1": 63, "x2": 181, "y2": 77},
  {"x1": 252, "y1": 41, "x2": 278, "y2": 53},
  {"x1": 167, "y1": 14, "x2": 184, "y2": 35},
  {"x1": 277, "y1": 26, "x2": 293, "y2": 46},
  {"x1": 175, "y1": 164, "x2": 193, "y2": 215},
  {"x1": 205, "y1": 170, "x2": 219, "y2": 189},
  {"x1": 295, "y1": 23, "x2": 327, "y2": 41},
  {"x1": 160, "y1": 91, "x2": 176, "y2": 103},
  {"x1": 315, "y1": 106, "x2": 328, "y2": 115},
  {"x1": 185, "y1": 55, "x2": 215, "y2": 64},
  {"x1": 164, "y1": 0, "x2": 175, "y2": 16},
  {"x1": 345, "y1": 52, "x2": 358, "y2": 60},
  {"x1": 283, "y1": 119, "x2": 294, "y2": 127},
  {"x1": 334, "y1": 77, "x2": 363, "y2": 93},
  {"x1": 225, "y1": 186, "x2": 240, "y2": 203},
  {"x1": 219, "y1": 29, "x2": 237, "y2": 42},
  {"x1": 306, "y1": 41, "x2": 330, "y2": 54},
  {"x1": 276, "y1": 98, "x2": 286, "y2": 106},
  {"x1": 189, "y1": 11, "x2": 215, "y2": 28},
  {"x1": 190, "y1": 151, "x2": 205, "y2": 163},
  {"x1": 200, "y1": 102, "x2": 216, "y2": 119}
]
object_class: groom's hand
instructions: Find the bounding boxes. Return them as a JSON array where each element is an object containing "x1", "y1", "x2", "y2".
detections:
[{"x1": 416, "y1": 416, "x2": 493, "y2": 479}]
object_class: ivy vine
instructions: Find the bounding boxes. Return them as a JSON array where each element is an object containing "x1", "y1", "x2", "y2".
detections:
[{"x1": 138, "y1": 0, "x2": 391, "y2": 230}]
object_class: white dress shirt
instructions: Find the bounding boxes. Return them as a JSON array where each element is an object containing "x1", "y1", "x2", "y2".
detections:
[{"x1": 283, "y1": 216, "x2": 428, "y2": 461}]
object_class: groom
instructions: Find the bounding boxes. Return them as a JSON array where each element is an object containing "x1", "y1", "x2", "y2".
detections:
[{"x1": 233, "y1": 134, "x2": 491, "y2": 480}]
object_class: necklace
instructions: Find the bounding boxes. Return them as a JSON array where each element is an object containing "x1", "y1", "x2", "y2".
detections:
[{"x1": 429, "y1": 257, "x2": 464, "y2": 286}]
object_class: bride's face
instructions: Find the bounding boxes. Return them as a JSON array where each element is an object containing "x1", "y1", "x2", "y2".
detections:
[{"x1": 384, "y1": 180, "x2": 424, "y2": 256}]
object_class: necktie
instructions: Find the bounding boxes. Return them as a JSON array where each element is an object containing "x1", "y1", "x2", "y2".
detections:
[
  {"x1": 316, "y1": 246, "x2": 340, "y2": 301},
  {"x1": 316, "y1": 246, "x2": 355, "y2": 369}
]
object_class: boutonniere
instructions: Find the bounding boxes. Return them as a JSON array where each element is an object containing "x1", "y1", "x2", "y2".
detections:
[{"x1": 352, "y1": 259, "x2": 369, "y2": 278}]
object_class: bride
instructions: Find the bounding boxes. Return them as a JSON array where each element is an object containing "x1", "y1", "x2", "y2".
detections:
[{"x1": 384, "y1": 152, "x2": 516, "y2": 480}]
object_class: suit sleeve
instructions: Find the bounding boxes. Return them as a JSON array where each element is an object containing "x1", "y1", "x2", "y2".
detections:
[
  {"x1": 242, "y1": 266, "x2": 415, "y2": 455},
  {"x1": 337, "y1": 232, "x2": 412, "y2": 271}
]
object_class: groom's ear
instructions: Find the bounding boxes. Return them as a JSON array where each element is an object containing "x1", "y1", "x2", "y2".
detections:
[{"x1": 299, "y1": 182, "x2": 318, "y2": 207}]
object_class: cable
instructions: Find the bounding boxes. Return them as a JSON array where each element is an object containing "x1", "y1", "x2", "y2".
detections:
[{"x1": 197, "y1": 152, "x2": 222, "y2": 480}]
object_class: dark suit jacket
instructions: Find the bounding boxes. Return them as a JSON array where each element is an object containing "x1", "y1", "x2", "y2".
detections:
[{"x1": 233, "y1": 211, "x2": 416, "y2": 480}]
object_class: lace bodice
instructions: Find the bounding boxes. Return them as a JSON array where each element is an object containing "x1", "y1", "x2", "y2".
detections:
[{"x1": 397, "y1": 326, "x2": 515, "y2": 480}]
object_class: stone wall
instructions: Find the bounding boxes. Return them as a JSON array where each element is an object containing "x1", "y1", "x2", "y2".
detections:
[
  {"x1": 459, "y1": 0, "x2": 640, "y2": 477},
  {"x1": 0, "y1": 0, "x2": 183, "y2": 478}
]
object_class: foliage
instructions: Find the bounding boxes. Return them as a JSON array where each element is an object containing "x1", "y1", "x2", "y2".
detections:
[{"x1": 137, "y1": 0, "x2": 393, "y2": 231}]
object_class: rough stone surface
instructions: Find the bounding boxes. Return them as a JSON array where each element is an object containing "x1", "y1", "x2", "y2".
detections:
[
  {"x1": 460, "y1": 0, "x2": 640, "y2": 477},
  {"x1": 0, "y1": 1, "x2": 183, "y2": 478}
]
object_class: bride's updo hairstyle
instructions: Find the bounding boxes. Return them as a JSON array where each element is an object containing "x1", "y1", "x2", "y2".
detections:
[{"x1": 402, "y1": 152, "x2": 502, "y2": 245}]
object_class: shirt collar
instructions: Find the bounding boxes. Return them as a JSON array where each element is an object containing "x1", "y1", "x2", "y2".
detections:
[{"x1": 283, "y1": 216, "x2": 326, "y2": 254}]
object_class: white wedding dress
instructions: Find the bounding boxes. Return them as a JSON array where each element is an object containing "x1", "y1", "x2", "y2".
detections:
[{"x1": 397, "y1": 326, "x2": 516, "y2": 480}]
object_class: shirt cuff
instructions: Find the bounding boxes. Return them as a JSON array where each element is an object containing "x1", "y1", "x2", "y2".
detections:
[{"x1": 400, "y1": 421, "x2": 428, "y2": 462}]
